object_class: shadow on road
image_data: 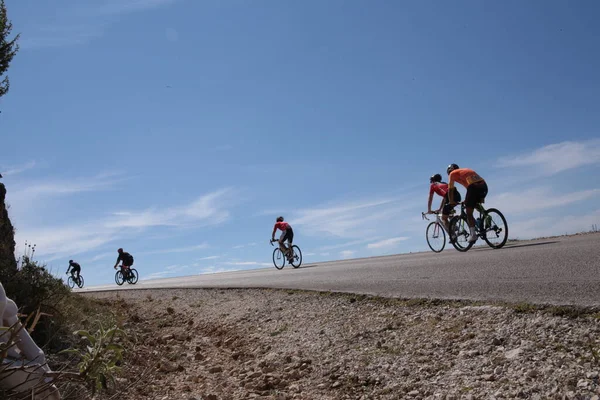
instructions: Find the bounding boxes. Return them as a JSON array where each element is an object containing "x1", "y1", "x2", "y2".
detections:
[
  {"x1": 296, "y1": 264, "x2": 319, "y2": 269},
  {"x1": 503, "y1": 241, "x2": 560, "y2": 249}
]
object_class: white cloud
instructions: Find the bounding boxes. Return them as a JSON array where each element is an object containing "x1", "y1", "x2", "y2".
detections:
[
  {"x1": 9, "y1": 173, "x2": 123, "y2": 202},
  {"x1": 509, "y1": 209, "x2": 600, "y2": 239},
  {"x1": 497, "y1": 139, "x2": 600, "y2": 175},
  {"x1": 22, "y1": 0, "x2": 181, "y2": 50},
  {"x1": 105, "y1": 188, "x2": 234, "y2": 229},
  {"x1": 339, "y1": 250, "x2": 355, "y2": 259},
  {"x1": 223, "y1": 261, "x2": 272, "y2": 267},
  {"x1": 198, "y1": 255, "x2": 220, "y2": 260},
  {"x1": 491, "y1": 187, "x2": 600, "y2": 216},
  {"x1": 367, "y1": 237, "x2": 409, "y2": 249},
  {"x1": 233, "y1": 242, "x2": 257, "y2": 249},
  {"x1": 142, "y1": 243, "x2": 209, "y2": 255},
  {"x1": 12, "y1": 188, "x2": 235, "y2": 260},
  {"x1": 1, "y1": 161, "x2": 36, "y2": 177},
  {"x1": 87, "y1": 0, "x2": 178, "y2": 16},
  {"x1": 198, "y1": 266, "x2": 234, "y2": 275},
  {"x1": 318, "y1": 238, "x2": 381, "y2": 251},
  {"x1": 291, "y1": 197, "x2": 416, "y2": 238}
]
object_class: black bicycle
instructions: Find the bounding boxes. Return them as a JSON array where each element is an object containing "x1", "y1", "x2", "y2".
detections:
[
  {"x1": 67, "y1": 272, "x2": 84, "y2": 288},
  {"x1": 448, "y1": 202, "x2": 508, "y2": 252},
  {"x1": 270, "y1": 239, "x2": 302, "y2": 269},
  {"x1": 115, "y1": 265, "x2": 139, "y2": 285}
]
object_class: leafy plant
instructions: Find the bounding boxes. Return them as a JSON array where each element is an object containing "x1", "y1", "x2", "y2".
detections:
[{"x1": 60, "y1": 324, "x2": 125, "y2": 395}]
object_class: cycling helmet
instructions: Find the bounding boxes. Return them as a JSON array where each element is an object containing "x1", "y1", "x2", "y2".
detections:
[
  {"x1": 118, "y1": 248, "x2": 123, "y2": 253},
  {"x1": 69, "y1": 259, "x2": 73, "y2": 263},
  {"x1": 430, "y1": 174, "x2": 442, "y2": 183},
  {"x1": 276, "y1": 216, "x2": 284, "y2": 222},
  {"x1": 447, "y1": 164, "x2": 459, "y2": 175}
]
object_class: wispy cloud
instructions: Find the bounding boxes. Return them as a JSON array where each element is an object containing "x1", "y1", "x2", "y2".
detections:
[
  {"x1": 318, "y1": 238, "x2": 381, "y2": 251},
  {"x1": 9, "y1": 172, "x2": 124, "y2": 201},
  {"x1": 497, "y1": 139, "x2": 600, "y2": 176},
  {"x1": 198, "y1": 266, "x2": 234, "y2": 275},
  {"x1": 22, "y1": 0, "x2": 181, "y2": 49},
  {"x1": 339, "y1": 250, "x2": 355, "y2": 259},
  {"x1": 85, "y1": 0, "x2": 178, "y2": 16},
  {"x1": 13, "y1": 187, "x2": 236, "y2": 260},
  {"x1": 367, "y1": 237, "x2": 409, "y2": 249},
  {"x1": 198, "y1": 255, "x2": 220, "y2": 261},
  {"x1": 291, "y1": 197, "x2": 415, "y2": 238},
  {"x1": 233, "y1": 242, "x2": 257, "y2": 249},
  {"x1": 142, "y1": 243, "x2": 209, "y2": 255},
  {"x1": 491, "y1": 187, "x2": 600, "y2": 216},
  {"x1": 106, "y1": 188, "x2": 235, "y2": 229},
  {"x1": 1, "y1": 161, "x2": 36, "y2": 177},
  {"x1": 223, "y1": 261, "x2": 272, "y2": 267},
  {"x1": 509, "y1": 209, "x2": 600, "y2": 239}
]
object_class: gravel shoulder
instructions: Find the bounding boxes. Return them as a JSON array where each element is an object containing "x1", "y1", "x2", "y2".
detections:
[{"x1": 86, "y1": 288, "x2": 600, "y2": 400}]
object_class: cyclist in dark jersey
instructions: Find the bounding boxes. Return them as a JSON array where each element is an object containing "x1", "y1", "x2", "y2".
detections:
[
  {"x1": 113, "y1": 248, "x2": 134, "y2": 275},
  {"x1": 427, "y1": 174, "x2": 461, "y2": 232},
  {"x1": 66, "y1": 260, "x2": 81, "y2": 280},
  {"x1": 271, "y1": 216, "x2": 294, "y2": 262}
]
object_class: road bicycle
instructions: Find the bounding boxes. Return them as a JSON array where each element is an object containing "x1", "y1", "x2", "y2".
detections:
[
  {"x1": 269, "y1": 239, "x2": 302, "y2": 269},
  {"x1": 421, "y1": 209, "x2": 456, "y2": 253},
  {"x1": 67, "y1": 272, "x2": 84, "y2": 289},
  {"x1": 115, "y1": 265, "x2": 139, "y2": 285},
  {"x1": 448, "y1": 202, "x2": 508, "y2": 252}
]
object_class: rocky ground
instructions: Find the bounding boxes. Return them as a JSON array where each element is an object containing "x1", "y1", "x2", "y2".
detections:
[{"x1": 84, "y1": 288, "x2": 600, "y2": 400}]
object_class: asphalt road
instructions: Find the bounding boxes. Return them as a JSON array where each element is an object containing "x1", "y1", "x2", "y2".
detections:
[{"x1": 83, "y1": 233, "x2": 600, "y2": 306}]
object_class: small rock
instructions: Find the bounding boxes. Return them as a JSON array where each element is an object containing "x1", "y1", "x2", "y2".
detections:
[
  {"x1": 505, "y1": 348, "x2": 523, "y2": 360},
  {"x1": 289, "y1": 383, "x2": 300, "y2": 392},
  {"x1": 526, "y1": 369, "x2": 538, "y2": 378},
  {"x1": 208, "y1": 366, "x2": 223, "y2": 373},
  {"x1": 331, "y1": 381, "x2": 342, "y2": 388},
  {"x1": 408, "y1": 390, "x2": 420, "y2": 397},
  {"x1": 482, "y1": 374, "x2": 495, "y2": 381},
  {"x1": 167, "y1": 307, "x2": 175, "y2": 314}
]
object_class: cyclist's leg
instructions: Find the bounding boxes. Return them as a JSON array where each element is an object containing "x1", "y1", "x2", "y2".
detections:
[
  {"x1": 465, "y1": 182, "x2": 487, "y2": 241},
  {"x1": 278, "y1": 231, "x2": 288, "y2": 254},
  {"x1": 286, "y1": 230, "x2": 294, "y2": 258}
]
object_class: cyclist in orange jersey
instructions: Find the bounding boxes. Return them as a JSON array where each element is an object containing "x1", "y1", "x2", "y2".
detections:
[{"x1": 446, "y1": 164, "x2": 488, "y2": 243}]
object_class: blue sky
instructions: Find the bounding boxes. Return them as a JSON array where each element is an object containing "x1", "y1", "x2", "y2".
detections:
[{"x1": 1, "y1": 0, "x2": 599, "y2": 285}]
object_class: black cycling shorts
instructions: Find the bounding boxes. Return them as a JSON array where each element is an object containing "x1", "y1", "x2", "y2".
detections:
[
  {"x1": 443, "y1": 188, "x2": 461, "y2": 215},
  {"x1": 280, "y1": 228, "x2": 294, "y2": 244},
  {"x1": 465, "y1": 181, "x2": 488, "y2": 208}
]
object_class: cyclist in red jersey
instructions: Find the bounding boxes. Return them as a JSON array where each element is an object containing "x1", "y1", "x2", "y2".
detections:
[
  {"x1": 271, "y1": 216, "x2": 294, "y2": 262},
  {"x1": 427, "y1": 173, "x2": 461, "y2": 232},
  {"x1": 447, "y1": 163, "x2": 488, "y2": 243}
]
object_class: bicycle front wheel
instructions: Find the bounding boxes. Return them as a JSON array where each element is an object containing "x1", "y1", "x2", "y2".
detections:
[
  {"x1": 127, "y1": 269, "x2": 139, "y2": 284},
  {"x1": 272, "y1": 248, "x2": 285, "y2": 270},
  {"x1": 426, "y1": 222, "x2": 446, "y2": 253},
  {"x1": 77, "y1": 275, "x2": 84, "y2": 288},
  {"x1": 449, "y1": 215, "x2": 474, "y2": 252},
  {"x1": 290, "y1": 245, "x2": 302, "y2": 268},
  {"x1": 482, "y1": 208, "x2": 508, "y2": 249},
  {"x1": 115, "y1": 271, "x2": 125, "y2": 286},
  {"x1": 67, "y1": 276, "x2": 75, "y2": 289}
]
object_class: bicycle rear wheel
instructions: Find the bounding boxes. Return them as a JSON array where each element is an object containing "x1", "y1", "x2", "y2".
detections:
[
  {"x1": 272, "y1": 248, "x2": 285, "y2": 270},
  {"x1": 482, "y1": 208, "x2": 508, "y2": 249},
  {"x1": 426, "y1": 222, "x2": 446, "y2": 253},
  {"x1": 127, "y1": 269, "x2": 139, "y2": 284},
  {"x1": 290, "y1": 245, "x2": 302, "y2": 268},
  {"x1": 115, "y1": 271, "x2": 125, "y2": 286},
  {"x1": 77, "y1": 275, "x2": 84, "y2": 288},
  {"x1": 67, "y1": 276, "x2": 75, "y2": 288},
  {"x1": 449, "y1": 215, "x2": 474, "y2": 252}
]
